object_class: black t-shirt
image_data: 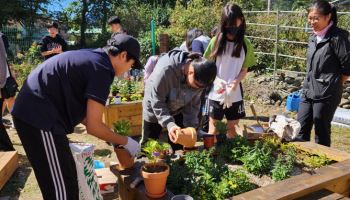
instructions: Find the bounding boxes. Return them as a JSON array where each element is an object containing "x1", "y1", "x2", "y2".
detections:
[
  {"x1": 12, "y1": 48, "x2": 115, "y2": 134},
  {"x1": 40, "y1": 35, "x2": 68, "y2": 60}
]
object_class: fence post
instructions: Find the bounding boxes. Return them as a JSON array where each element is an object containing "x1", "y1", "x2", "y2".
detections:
[
  {"x1": 273, "y1": 10, "x2": 280, "y2": 91},
  {"x1": 151, "y1": 18, "x2": 156, "y2": 55}
]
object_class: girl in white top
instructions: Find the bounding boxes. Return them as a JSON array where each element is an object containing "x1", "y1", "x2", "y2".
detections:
[{"x1": 204, "y1": 3, "x2": 256, "y2": 139}]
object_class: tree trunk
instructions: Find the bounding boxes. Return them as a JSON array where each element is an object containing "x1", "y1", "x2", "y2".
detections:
[
  {"x1": 80, "y1": 0, "x2": 88, "y2": 48},
  {"x1": 101, "y1": 0, "x2": 108, "y2": 35}
]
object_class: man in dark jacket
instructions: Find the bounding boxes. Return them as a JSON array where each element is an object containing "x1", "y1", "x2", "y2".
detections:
[{"x1": 40, "y1": 22, "x2": 68, "y2": 60}]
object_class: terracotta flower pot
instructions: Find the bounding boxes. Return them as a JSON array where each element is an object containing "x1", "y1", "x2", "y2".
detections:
[
  {"x1": 114, "y1": 146, "x2": 134, "y2": 170},
  {"x1": 141, "y1": 162, "x2": 170, "y2": 198},
  {"x1": 203, "y1": 134, "x2": 215, "y2": 149},
  {"x1": 173, "y1": 127, "x2": 197, "y2": 148}
]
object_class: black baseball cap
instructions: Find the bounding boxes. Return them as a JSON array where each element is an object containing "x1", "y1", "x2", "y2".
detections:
[
  {"x1": 47, "y1": 22, "x2": 59, "y2": 29},
  {"x1": 107, "y1": 34, "x2": 142, "y2": 69},
  {"x1": 108, "y1": 16, "x2": 121, "y2": 25}
]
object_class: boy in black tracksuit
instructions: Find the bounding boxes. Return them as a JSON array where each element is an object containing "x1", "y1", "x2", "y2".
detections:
[{"x1": 12, "y1": 34, "x2": 142, "y2": 199}]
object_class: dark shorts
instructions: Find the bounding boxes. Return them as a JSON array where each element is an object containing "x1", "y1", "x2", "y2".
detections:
[{"x1": 209, "y1": 100, "x2": 246, "y2": 121}]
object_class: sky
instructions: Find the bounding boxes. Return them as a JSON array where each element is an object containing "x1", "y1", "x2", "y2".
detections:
[{"x1": 47, "y1": 0, "x2": 74, "y2": 12}]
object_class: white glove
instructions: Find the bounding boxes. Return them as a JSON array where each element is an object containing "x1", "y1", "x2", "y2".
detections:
[
  {"x1": 223, "y1": 85, "x2": 233, "y2": 109},
  {"x1": 214, "y1": 78, "x2": 227, "y2": 94},
  {"x1": 123, "y1": 137, "x2": 141, "y2": 158}
]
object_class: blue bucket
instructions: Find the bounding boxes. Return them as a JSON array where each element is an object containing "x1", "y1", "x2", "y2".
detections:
[{"x1": 286, "y1": 91, "x2": 301, "y2": 112}]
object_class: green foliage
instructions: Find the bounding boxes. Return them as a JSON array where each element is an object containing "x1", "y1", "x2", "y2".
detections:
[
  {"x1": 232, "y1": 0, "x2": 267, "y2": 11},
  {"x1": 112, "y1": 120, "x2": 130, "y2": 136},
  {"x1": 215, "y1": 121, "x2": 227, "y2": 135},
  {"x1": 280, "y1": 142, "x2": 297, "y2": 154},
  {"x1": 0, "y1": 0, "x2": 50, "y2": 27},
  {"x1": 262, "y1": 135, "x2": 282, "y2": 151},
  {"x1": 301, "y1": 154, "x2": 330, "y2": 169},
  {"x1": 167, "y1": 159, "x2": 193, "y2": 195},
  {"x1": 142, "y1": 139, "x2": 171, "y2": 164},
  {"x1": 11, "y1": 42, "x2": 42, "y2": 87},
  {"x1": 271, "y1": 147, "x2": 296, "y2": 181},
  {"x1": 112, "y1": 79, "x2": 143, "y2": 102},
  {"x1": 240, "y1": 140, "x2": 275, "y2": 175},
  {"x1": 137, "y1": 31, "x2": 159, "y2": 64},
  {"x1": 168, "y1": 148, "x2": 255, "y2": 200},
  {"x1": 164, "y1": 0, "x2": 223, "y2": 50},
  {"x1": 214, "y1": 169, "x2": 257, "y2": 199},
  {"x1": 216, "y1": 136, "x2": 250, "y2": 163}
]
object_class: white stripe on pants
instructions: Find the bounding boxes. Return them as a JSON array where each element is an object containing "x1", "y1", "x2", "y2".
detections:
[{"x1": 41, "y1": 131, "x2": 67, "y2": 200}]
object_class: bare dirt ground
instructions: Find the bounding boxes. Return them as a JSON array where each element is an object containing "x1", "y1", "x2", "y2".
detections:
[{"x1": 0, "y1": 103, "x2": 349, "y2": 200}]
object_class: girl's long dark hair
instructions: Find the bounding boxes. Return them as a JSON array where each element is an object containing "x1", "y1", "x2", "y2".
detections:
[{"x1": 210, "y1": 3, "x2": 246, "y2": 59}]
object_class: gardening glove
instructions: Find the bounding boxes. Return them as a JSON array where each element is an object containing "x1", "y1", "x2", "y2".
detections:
[
  {"x1": 213, "y1": 78, "x2": 227, "y2": 95},
  {"x1": 123, "y1": 137, "x2": 141, "y2": 158},
  {"x1": 221, "y1": 85, "x2": 233, "y2": 109}
]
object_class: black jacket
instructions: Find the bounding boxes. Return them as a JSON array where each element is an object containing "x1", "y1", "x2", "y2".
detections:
[{"x1": 303, "y1": 25, "x2": 350, "y2": 100}]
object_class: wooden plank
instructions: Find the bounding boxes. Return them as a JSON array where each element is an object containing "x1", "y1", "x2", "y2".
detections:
[
  {"x1": 118, "y1": 115, "x2": 142, "y2": 126},
  {"x1": 0, "y1": 151, "x2": 18, "y2": 190},
  {"x1": 108, "y1": 102, "x2": 142, "y2": 118},
  {"x1": 104, "y1": 102, "x2": 142, "y2": 121},
  {"x1": 325, "y1": 179, "x2": 350, "y2": 196},
  {"x1": 129, "y1": 126, "x2": 142, "y2": 137},
  {"x1": 103, "y1": 101, "x2": 143, "y2": 136},
  {"x1": 234, "y1": 159, "x2": 350, "y2": 200},
  {"x1": 295, "y1": 189, "x2": 349, "y2": 200},
  {"x1": 292, "y1": 142, "x2": 350, "y2": 162}
]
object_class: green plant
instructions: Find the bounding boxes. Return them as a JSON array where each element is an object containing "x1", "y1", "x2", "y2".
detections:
[
  {"x1": 113, "y1": 79, "x2": 143, "y2": 102},
  {"x1": 215, "y1": 121, "x2": 227, "y2": 135},
  {"x1": 110, "y1": 84, "x2": 118, "y2": 95},
  {"x1": 301, "y1": 154, "x2": 330, "y2": 169},
  {"x1": 262, "y1": 135, "x2": 281, "y2": 151},
  {"x1": 240, "y1": 140, "x2": 275, "y2": 175},
  {"x1": 168, "y1": 148, "x2": 256, "y2": 200},
  {"x1": 167, "y1": 159, "x2": 192, "y2": 195},
  {"x1": 280, "y1": 142, "x2": 297, "y2": 154},
  {"x1": 271, "y1": 150, "x2": 296, "y2": 181},
  {"x1": 214, "y1": 169, "x2": 256, "y2": 199},
  {"x1": 181, "y1": 149, "x2": 229, "y2": 200},
  {"x1": 216, "y1": 136, "x2": 250, "y2": 163},
  {"x1": 142, "y1": 139, "x2": 171, "y2": 164},
  {"x1": 112, "y1": 120, "x2": 131, "y2": 136}
]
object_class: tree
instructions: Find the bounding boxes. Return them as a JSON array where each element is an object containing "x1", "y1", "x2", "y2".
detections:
[{"x1": 0, "y1": 0, "x2": 50, "y2": 27}]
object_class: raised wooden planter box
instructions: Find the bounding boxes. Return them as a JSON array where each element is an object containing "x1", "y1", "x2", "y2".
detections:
[
  {"x1": 103, "y1": 101, "x2": 142, "y2": 136},
  {"x1": 111, "y1": 142, "x2": 350, "y2": 200},
  {"x1": 234, "y1": 142, "x2": 350, "y2": 200},
  {"x1": 0, "y1": 151, "x2": 18, "y2": 190}
]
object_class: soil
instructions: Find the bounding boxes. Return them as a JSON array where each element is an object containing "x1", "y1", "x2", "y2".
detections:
[{"x1": 142, "y1": 164, "x2": 168, "y2": 173}]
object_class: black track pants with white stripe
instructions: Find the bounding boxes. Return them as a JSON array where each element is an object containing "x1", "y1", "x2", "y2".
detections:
[{"x1": 13, "y1": 117, "x2": 79, "y2": 200}]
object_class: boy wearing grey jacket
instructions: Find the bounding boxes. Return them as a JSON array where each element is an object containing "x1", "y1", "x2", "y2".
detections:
[{"x1": 142, "y1": 49, "x2": 217, "y2": 150}]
